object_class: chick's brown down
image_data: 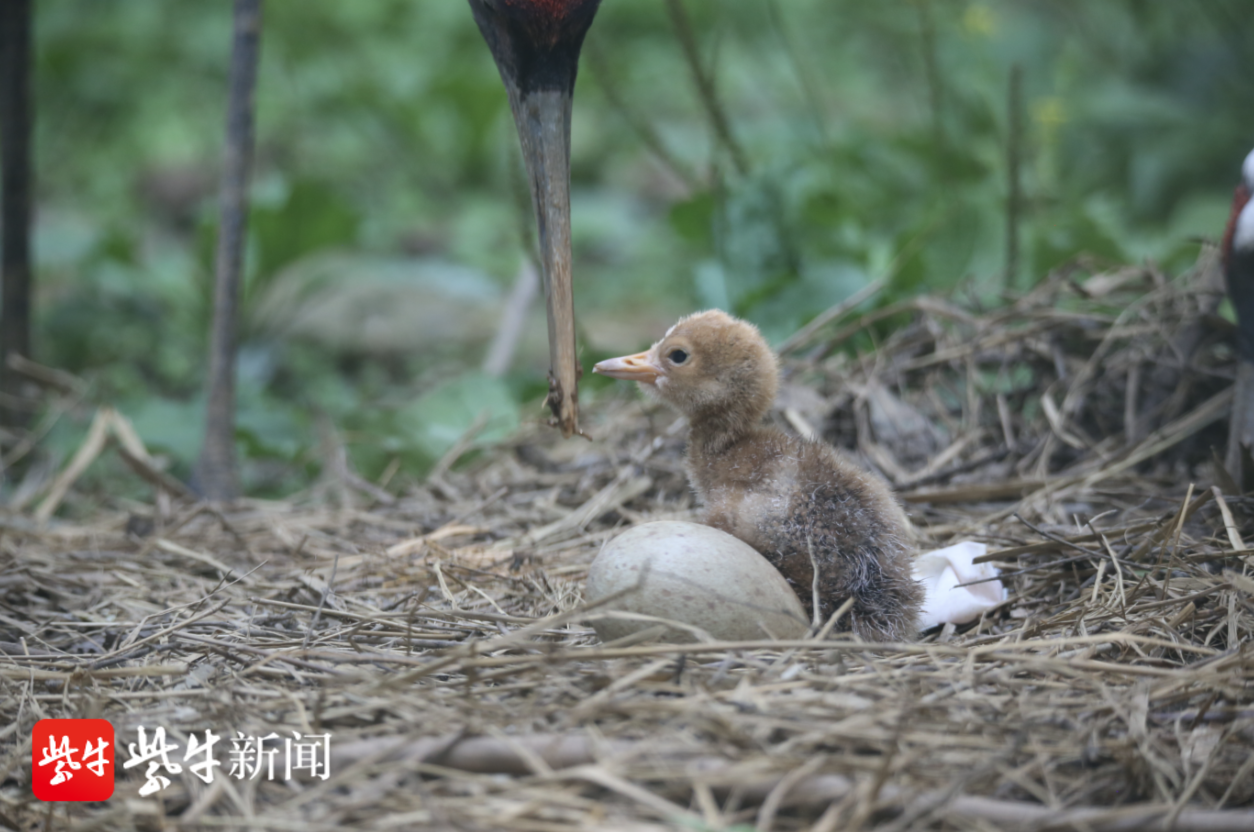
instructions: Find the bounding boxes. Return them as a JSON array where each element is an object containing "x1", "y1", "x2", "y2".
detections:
[{"x1": 595, "y1": 309, "x2": 923, "y2": 642}]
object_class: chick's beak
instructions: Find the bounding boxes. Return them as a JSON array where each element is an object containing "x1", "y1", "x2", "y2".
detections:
[{"x1": 593, "y1": 351, "x2": 663, "y2": 385}]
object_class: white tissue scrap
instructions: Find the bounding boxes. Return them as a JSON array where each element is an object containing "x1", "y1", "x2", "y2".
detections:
[{"x1": 912, "y1": 541, "x2": 1006, "y2": 630}]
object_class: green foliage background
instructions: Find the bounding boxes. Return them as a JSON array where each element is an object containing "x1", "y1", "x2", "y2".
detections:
[{"x1": 17, "y1": 0, "x2": 1254, "y2": 498}]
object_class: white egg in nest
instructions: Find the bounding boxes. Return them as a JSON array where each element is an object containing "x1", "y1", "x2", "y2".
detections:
[{"x1": 585, "y1": 521, "x2": 809, "y2": 643}]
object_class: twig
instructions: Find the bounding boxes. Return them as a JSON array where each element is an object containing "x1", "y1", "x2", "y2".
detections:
[{"x1": 33, "y1": 407, "x2": 112, "y2": 521}]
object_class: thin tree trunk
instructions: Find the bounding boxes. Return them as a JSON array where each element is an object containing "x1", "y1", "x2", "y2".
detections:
[
  {"x1": 1, "y1": 0, "x2": 34, "y2": 429},
  {"x1": 195, "y1": 0, "x2": 262, "y2": 500}
]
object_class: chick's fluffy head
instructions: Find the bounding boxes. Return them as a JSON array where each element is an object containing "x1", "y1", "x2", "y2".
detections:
[{"x1": 645, "y1": 310, "x2": 778, "y2": 422}]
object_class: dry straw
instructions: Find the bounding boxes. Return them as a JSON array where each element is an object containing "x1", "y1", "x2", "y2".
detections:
[{"x1": 1, "y1": 250, "x2": 1252, "y2": 830}]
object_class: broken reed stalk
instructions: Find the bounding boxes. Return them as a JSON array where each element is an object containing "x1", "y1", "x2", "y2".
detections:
[
  {"x1": 196, "y1": 0, "x2": 263, "y2": 501},
  {"x1": 0, "y1": 0, "x2": 34, "y2": 429}
]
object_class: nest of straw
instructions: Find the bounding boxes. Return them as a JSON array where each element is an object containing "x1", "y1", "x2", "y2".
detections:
[{"x1": 1, "y1": 251, "x2": 1252, "y2": 831}]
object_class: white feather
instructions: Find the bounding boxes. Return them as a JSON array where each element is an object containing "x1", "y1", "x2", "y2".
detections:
[
  {"x1": 913, "y1": 541, "x2": 1005, "y2": 630},
  {"x1": 1235, "y1": 148, "x2": 1254, "y2": 254}
]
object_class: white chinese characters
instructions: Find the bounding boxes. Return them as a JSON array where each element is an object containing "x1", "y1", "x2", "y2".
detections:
[
  {"x1": 121, "y1": 728, "x2": 330, "y2": 795},
  {"x1": 37, "y1": 734, "x2": 112, "y2": 784}
]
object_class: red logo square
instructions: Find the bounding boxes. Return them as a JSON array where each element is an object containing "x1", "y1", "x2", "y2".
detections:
[{"x1": 31, "y1": 719, "x2": 115, "y2": 802}]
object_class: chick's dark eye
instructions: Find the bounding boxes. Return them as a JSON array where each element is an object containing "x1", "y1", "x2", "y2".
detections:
[{"x1": 668, "y1": 349, "x2": 689, "y2": 364}]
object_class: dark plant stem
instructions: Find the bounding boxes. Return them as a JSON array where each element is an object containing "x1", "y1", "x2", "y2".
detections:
[
  {"x1": 1, "y1": 0, "x2": 34, "y2": 429},
  {"x1": 663, "y1": 0, "x2": 748, "y2": 177},
  {"x1": 1005, "y1": 64, "x2": 1023, "y2": 291},
  {"x1": 916, "y1": 0, "x2": 945, "y2": 150},
  {"x1": 196, "y1": 0, "x2": 262, "y2": 501},
  {"x1": 584, "y1": 37, "x2": 697, "y2": 190},
  {"x1": 765, "y1": 0, "x2": 827, "y2": 145}
]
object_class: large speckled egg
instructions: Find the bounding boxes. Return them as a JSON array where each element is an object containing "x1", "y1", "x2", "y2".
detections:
[{"x1": 585, "y1": 521, "x2": 809, "y2": 643}]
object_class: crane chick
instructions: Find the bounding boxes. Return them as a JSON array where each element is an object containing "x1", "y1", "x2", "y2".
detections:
[{"x1": 594, "y1": 310, "x2": 923, "y2": 642}]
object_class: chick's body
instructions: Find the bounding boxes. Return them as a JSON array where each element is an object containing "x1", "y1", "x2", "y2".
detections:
[
  {"x1": 595, "y1": 309, "x2": 923, "y2": 642},
  {"x1": 691, "y1": 426, "x2": 921, "y2": 641}
]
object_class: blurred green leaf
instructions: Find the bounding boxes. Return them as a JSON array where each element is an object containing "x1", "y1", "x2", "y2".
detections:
[
  {"x1": 251, "y1": 180, "x2": 361, "y2": 286},
  {"x1": 126, "y1": 397, "x2": 205, "y2": 464},
  {"x1": 669, "y1": 192, "x2": 716, "y2": 247},
  {"x1": 397, "y1": 372, "x2": 520, "y2": 463}
]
